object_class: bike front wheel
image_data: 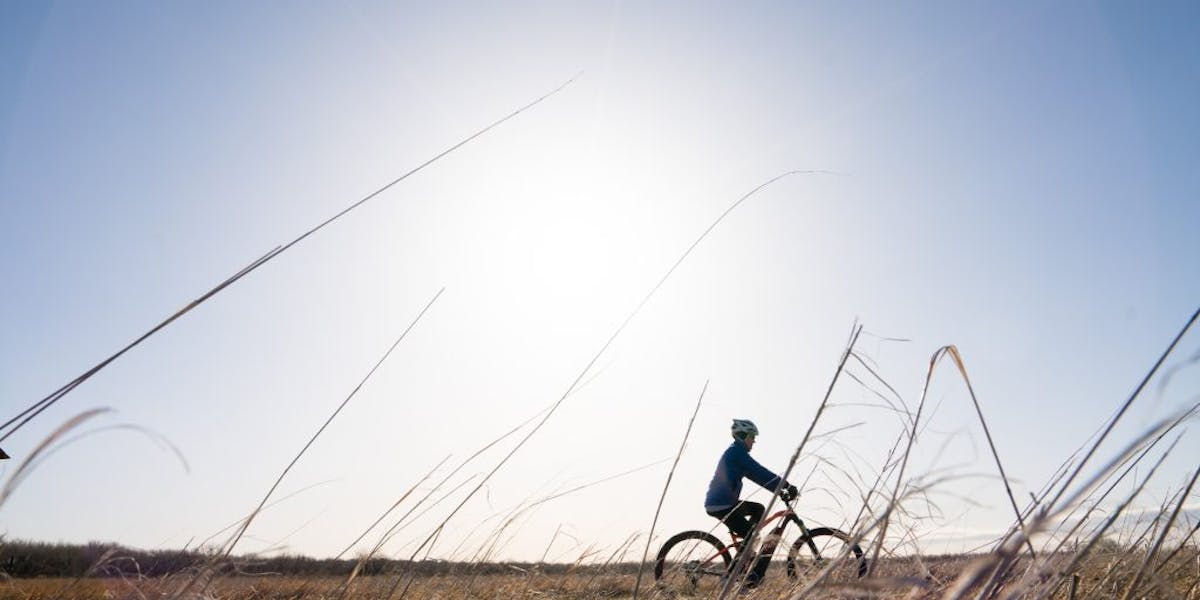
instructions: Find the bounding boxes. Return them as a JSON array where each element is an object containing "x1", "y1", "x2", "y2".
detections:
[
  {"x1": 786, "y1": 527, "x2": 867, "y2": 583},
  {"x1": 653, "y1": 530, "x2": 733, "y2": 594}
]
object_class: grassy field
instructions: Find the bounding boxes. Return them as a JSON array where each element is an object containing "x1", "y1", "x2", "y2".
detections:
[{"x1": 2, "y1": 548, "x2": 1197, "y2": 600}]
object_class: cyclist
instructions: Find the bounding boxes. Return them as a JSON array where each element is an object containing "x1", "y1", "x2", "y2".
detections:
[{"x1": 705, "y1": 419, "x2": 799, "y2": 562}]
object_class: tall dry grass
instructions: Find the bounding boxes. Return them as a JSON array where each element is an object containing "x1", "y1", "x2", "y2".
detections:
[{"x1": 4, "y1": 300, "x2": 1196, "y2": 600}]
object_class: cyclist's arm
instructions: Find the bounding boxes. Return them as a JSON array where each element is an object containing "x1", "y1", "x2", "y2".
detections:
[{"x1": 734, "y1": 450, "x2": 789, "y2": 491}]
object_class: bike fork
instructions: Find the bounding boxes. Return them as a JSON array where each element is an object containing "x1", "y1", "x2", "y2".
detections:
[{"x1": 793, "y1": 516, "x2": 824, "y2": 558}]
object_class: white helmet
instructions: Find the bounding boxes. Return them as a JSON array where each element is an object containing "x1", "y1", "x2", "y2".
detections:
[{"x1": 731, "y1": 419, "x2": 759, "y2": 440}]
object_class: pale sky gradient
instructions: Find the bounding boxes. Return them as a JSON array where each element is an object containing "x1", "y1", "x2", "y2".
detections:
[{"x1": 2, "y1": 1, "x2": 1198, "y2": 561}]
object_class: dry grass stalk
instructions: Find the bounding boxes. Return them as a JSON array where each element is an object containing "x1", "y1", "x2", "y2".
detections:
[
  {"x1": 1118, "y1": 462, "x2": 1200, "y2": 600},
  {"x1": 719, "y1": 322, "x2": 863, "y2": 599},
  {"x1": 169, "y1": 289, "x2": 444, "y2": 600},
  {"x1": 969, "y1": 307, "x2": 1200, "y2": 600},
  {"x1": 941, "y1": 346, "x2": 1036, "y2": 559},
  {"x1": 848, "y1": 351, "x2": 915, "y2": 428},
  {"x1": 334, "y1": 459, "x2": 449, "y2": 596},
  {"x1": 868, "y1": 345, "x2": 950, "y2": 578},
  {"x1": 222, "y1": 289, "x2": 443, "y2": 557},
  {"x1": 1035, "y1": 306, "x2": 1199, "y2": 529},
  {"x1": 1017, "y1": 434, "x2": 1180, "y2": 600},
  {"x1": 0, "y1": 76, "x2": 581, "y2": 450},
  {"x1": 631, "y1": 379, "x2": 707, "y2": 600},
  {"x1": 338, "y1": 456, "x2": 449, "y2": 561},
  {"x1": 0, "y1": 408, "x2": 112, "y2": 509},
  {"x1": 1043, "y1": 402, "x2": 1198, "y2": 561},
  {"x1": 991, "y1": 412, "x2": 1197, "y2": 600}
]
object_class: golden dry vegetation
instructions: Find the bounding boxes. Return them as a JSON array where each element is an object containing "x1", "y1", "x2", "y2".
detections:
[{"x1": 2, "y1": 548, "x2": 1198, "y2": 600}]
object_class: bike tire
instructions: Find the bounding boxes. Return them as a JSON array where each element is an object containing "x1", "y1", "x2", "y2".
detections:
[
  {"x1": 785, "y1": 527, "x2": 867, "y2": 581},
  {"x1": 653, "y1": 530, "x2": 733, "y2": 592}
]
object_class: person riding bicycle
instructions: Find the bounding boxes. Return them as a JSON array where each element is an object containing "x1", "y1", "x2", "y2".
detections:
[{"x1": 705, "y1": 419, "x2": 799, "y2": 546}]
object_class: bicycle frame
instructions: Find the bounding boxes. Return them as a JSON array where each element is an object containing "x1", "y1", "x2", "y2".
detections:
[{"x1": 704, "y1": 504, "x2": 823, "y2": 569}]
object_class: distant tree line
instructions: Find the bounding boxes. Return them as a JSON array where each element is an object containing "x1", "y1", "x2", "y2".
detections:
[{"x1": 0, "y1": 540, "x2": 642, "y2": 578}]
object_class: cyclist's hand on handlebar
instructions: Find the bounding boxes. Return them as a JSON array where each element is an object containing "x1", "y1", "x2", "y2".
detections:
[{"x1": 780, "y1": 484, "x2": 799, "y2": 502}]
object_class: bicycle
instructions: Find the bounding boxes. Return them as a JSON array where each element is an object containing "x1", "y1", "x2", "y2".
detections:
[{"x1": 653, "y1": 499, "x2": 866, "y2": 593}]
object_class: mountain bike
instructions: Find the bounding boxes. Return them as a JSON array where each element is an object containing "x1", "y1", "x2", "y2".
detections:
[{"x1": 653, "y1": 500, "x2": 866, "y2": 593}]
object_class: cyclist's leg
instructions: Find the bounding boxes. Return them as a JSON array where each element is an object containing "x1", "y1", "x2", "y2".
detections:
[
  {"x1": 741, "y1": 501, "x2": 765, "y2": 535},
  {"x1": 707, "y1": 501, "x2": 765, "y2": 567},
  {"x1": 737, "y1": 502, "x2": 769, "y2": 586},
  {"x1": 707, "y1": 505, "x2": 745, "y2": 539}
]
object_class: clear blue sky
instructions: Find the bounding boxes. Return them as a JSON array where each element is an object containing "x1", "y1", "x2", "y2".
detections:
[{"x1": 1, "y1": 1, "x2": 1197, "y2": 560}]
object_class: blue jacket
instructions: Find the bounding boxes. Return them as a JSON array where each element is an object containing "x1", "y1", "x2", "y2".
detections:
[{"x1": 704, "y1": 440, "x2": 786, "y2": 512}]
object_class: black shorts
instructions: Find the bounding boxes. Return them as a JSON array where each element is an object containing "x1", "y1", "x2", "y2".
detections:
[{"x1": 706, "y1": 501, "x2": 765, "y2": 539}]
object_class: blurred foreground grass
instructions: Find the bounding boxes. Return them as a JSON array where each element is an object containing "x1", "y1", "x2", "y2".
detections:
[{"x1": 2, "y1": 548, "x2": 1197, "y2": 600}]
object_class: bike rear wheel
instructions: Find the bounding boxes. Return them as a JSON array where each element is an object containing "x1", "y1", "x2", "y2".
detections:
[
  {"x1": 653, "y1": 530, "x2": 733, "y2": 594},
  {"x1": 786, "y1": 527, "x2": 867, "y2": 583}
]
